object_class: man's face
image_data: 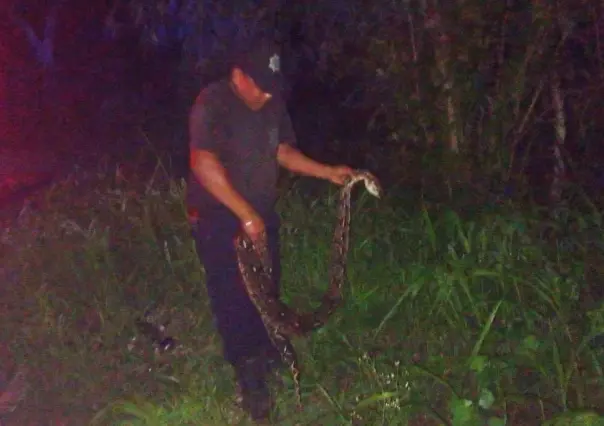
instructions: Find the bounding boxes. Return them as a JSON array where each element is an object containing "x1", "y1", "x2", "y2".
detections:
[{"x1": 231, "y1": 68, "x2": 272, "y2": 110}]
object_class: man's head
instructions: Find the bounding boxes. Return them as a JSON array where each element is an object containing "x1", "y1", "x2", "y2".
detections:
[{"x1": 230, "y1": 36, "x2": 283, "y2": 109}]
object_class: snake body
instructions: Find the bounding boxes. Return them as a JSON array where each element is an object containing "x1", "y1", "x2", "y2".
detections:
[{"x1": 235, "y1": 170, "x2": 382, "y2": 407}]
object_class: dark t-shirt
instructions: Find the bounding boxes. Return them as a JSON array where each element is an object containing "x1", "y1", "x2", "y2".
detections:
[{"x1": 186, "y1": 79, "x2": 297, "y2": 217}]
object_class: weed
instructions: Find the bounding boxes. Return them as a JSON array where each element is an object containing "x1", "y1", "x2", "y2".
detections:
[{"x1": 0, "y1": 158, "x2": 603, "y2": 425}]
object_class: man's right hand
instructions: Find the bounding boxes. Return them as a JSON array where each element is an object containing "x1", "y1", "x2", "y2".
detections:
[
  {"x1": 190, "y1": 149, "x2": 266, "y2": 244},
  {"x1": 241, "y1": 213, "x2": 266, "y2": 244}
]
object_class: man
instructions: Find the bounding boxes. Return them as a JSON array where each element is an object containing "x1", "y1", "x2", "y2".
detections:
[{"x1": 187, "y1": 35, "x2": 353, "y2": 421}]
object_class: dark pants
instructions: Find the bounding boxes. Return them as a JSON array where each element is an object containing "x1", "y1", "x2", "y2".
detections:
[{"x1": 190, "y1": 207, "x2": 281, "y2": 367}]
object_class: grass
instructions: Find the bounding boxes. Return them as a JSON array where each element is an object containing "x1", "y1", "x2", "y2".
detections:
[{"x1": 1, "y1": 157, "x2": 604, "y2": 426}]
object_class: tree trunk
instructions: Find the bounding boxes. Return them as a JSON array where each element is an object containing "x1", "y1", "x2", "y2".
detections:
[{"x1": 550, "y1": 73, "x2": 566, "y2": 205}]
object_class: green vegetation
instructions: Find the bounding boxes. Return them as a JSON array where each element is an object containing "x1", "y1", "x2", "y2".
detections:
[
  {"x1": 1, "y1": 156, "x2": 603, "y2": 425},
  {"x1": 4, "y1": 0, "x2": 604, "y2": 425}
]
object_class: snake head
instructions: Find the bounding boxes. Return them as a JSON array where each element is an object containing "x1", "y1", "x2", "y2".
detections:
[
  {"x1": 366, "y1": 177, "x2": 383, "y2": 198},
  {"x1": 348, "y1": 170, "x2": 383, "y2": 199}
]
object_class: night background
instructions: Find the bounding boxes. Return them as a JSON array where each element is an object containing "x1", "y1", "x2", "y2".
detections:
[{"x1": 1, "y1": 0, "x2": 604, "y2": 425}]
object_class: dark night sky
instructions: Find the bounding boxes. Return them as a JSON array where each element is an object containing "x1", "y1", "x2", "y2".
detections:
[{"x1": 3, "y1": 0, "x2": 111, "y2": 63}]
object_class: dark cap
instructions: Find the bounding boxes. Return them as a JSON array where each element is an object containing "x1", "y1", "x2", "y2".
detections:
[{"x1": 233, "y1": 36, "x2": 283, "y2": 95}]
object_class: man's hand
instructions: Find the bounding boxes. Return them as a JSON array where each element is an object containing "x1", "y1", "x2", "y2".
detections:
[
  {"x1": 325, "y1": 165, "x2": 355, "y2": 186},
  {"x1": 241, "y1": 212, "x2": 266, "y2": 244},
  {"x1": 240, "y1": 213, "x2": 270, "y2": 268},
  {"x1": 277, "y1": 145, "x2": 355, "y2": 185}
]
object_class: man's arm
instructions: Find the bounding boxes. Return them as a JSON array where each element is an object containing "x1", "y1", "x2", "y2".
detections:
[
  {"x1": 275, "y1": 108, "x2": 353, "y2": 184},
  {"x1": 275, "y1": 107, "x2": 331, "y2": 179},
  {"x1": 276, "y1": 143, "x2": 331, "y2": 179},
  {"x1": 188, "y1": 98, "x2": 261, "y2": 229},
  {"x1": 190, "y1": 149, "x2": 257, "y2": 223},
  {"x1": 277, "y1": 143, "x2": 355, "y2": 185}
]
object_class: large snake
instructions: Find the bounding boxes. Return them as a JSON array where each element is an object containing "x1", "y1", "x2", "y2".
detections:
[{"x1": 235, "y1": 170, "x2": 382, "y2": 408}]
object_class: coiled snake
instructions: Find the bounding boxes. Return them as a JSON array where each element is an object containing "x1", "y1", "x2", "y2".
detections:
[{"x1": 235, "y1": 170, "x2": 382, "y2": 407}]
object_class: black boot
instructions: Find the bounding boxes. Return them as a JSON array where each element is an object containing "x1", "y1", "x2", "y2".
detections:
[{"x1": 234, "y1": 357, "x2": 273, "y2": 422}]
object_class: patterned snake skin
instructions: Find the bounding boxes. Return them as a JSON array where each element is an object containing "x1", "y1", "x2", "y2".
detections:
[{"x1": 235, "y1": 170, "x2": 382, "y2": 407}]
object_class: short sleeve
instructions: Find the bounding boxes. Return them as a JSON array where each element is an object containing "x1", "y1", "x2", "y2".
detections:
[
  {"x1": 189, "y1": 95, "x2": 217, "y2": 152},
  {"x1": 278, "y1": 107, "x2": 297, "y2": 148}
]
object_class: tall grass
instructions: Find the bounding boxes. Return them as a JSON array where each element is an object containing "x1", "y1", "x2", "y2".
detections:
[{"x1": 1, "y1": 160, "x2": 603, "y2": 425}]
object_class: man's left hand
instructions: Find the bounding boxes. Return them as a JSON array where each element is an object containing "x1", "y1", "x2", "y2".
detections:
[{"x1": 326, "y1": 165, "x2": 354, "y2": 186}]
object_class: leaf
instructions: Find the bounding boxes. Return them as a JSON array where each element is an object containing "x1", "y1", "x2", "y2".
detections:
[
  {"x1": 521, "y1": 334, "x2": 540, "y2": 351},
  {"x1": 471, "y1": 269, "x2": 501, "y2": 278},
  {"x1": 354, "y1": 391, "x2": 399, "y2": 409},
  {"x1": 488, "y1": 418, "x2": 506, "y2": 426},
  {"x1": 450, "y1": 396, "x2": 481, "y2": 426},
  {"x1": 515, "y1": 334, "x2": 540, "y2": 358},
  {"x1": 471, "y1": 300, "x2": 503, "y2": 357},
  {"x1": 478, "y1": 388, "x2": 495, "y2": 410},
  {"x1": 469, "y1": 355, "x2": 488, "y2": 374}
]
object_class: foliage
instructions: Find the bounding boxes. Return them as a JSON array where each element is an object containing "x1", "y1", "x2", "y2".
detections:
[
  {"x1": 111, "y1": 0, "x2": 604, "y2": 202},
  {"x1": 1, "y1": 154, "x2": 603, "y2": 425},
  {"x1": 3, "y1": 3, "x2": 604, "y2": 423}
]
